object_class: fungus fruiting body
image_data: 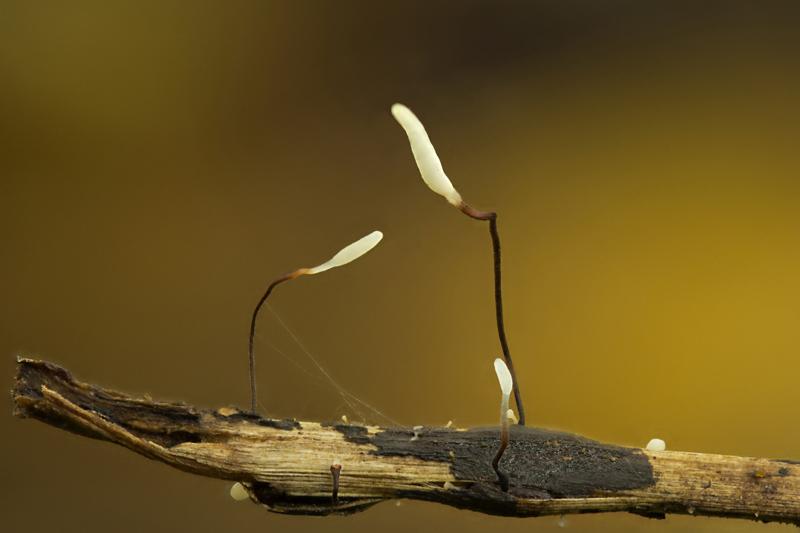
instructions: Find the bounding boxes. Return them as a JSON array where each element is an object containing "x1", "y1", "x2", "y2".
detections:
[
  {"x1": 330, "y1": 458, "x2": 342, "y2": 504},
  {"x1": 390, "y1": 104, "x2": 462, "y2": 207},
  {"x1": 492, "y1": 358, "x2": 513, "y2": 491},
  {"x1": 646, "y1": 438, "x2": 666, "y2": 451},
  {"x1": 307, "y1": 231, "x2": 383, "y2": 274},
  {"x1": 506, "y1": 408, "x2": 518, "y2": 425},
  {"x1": 392, "y1": 103, "x2": 526, "y2": 425},
  {"x1": 247, "y1": 231, "x2": 383, "y2": 412},
  {"x1": 229, "y1": 482, "x2": 249, "y2": 501}
]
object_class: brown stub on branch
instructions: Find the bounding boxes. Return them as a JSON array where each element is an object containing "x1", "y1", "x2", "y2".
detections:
[
  {"x1": 11, "y1": 358, "x2": 800, "y2": 524},
  {"x1": 331, "y1": 463, "x2": 342, "y2": 504}
]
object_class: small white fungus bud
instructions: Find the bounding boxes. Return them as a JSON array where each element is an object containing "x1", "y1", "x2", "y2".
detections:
[
  {"x1": 493, "y1": 358, "x2": 513, "y2": 396},
  {"x1": 230, "y1": 482, "x2": 249, "y2": 501},
  {"x1": 308, "y1": 231, "x2": 383, "y2": 275},
  {"x1": 391, "y1": 103, "x2": 462, "y2": 207},
  {"x1": 443, "y1": 481, "x2": 455, "y2": 491},
  {"x1": 646, "y1": 438, "x2": 666, "y2": 451},
  {"x1": 506, "y1": 409, "x2": 518, "y2": 425}
]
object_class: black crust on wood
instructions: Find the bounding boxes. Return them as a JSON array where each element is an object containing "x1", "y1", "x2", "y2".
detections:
[
  {"x1": 320, "y1": 422, "x2": 371, "y2": 443},
  {"x1": 331, "y1": 424, "x2": 655, "y2": 497}
]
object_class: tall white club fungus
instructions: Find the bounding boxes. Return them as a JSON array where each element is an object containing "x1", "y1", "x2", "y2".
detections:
[{"x1": 391, "y1": 103, "x2": 462, "y2": 207}]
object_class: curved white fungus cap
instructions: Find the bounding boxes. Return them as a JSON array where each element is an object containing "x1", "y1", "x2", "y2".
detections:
[
  {"x1": 230, "y1": 482, "x2": 250, "y2": 501},
  {"x1": 391, "y1": 103, "x2": 462, "y2": 206},
  {"x1": 646, "y1": 438, "x2": 666, "y2": 451},
  {"x1": 308, "y1": 231, "x2": 383, "y2": 274},
  {"x1": 493, "y1": 358, "x2": 513, "y2": 396}
]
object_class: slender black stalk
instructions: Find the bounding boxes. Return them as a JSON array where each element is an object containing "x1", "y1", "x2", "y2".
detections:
[
  {"x1": 488, "y1": 217, "x2": 525, "y2": 426},
  {"x1": 458, "y1": 202, "x2": 526, "y2": 426},
  {"x1": 248, "y1": 269, "x2": 307, "y2": 413}
]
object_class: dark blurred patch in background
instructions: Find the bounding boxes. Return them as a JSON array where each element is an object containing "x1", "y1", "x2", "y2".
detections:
[{"x1": 2, "y1": 2, "x2": 799, "y2": 532}]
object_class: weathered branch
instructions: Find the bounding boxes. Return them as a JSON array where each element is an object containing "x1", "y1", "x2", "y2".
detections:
[{"x1": 11, "y1": 358, "x2": 800, "y2": 525}]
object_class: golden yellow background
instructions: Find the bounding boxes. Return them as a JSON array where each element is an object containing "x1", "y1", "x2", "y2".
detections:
[{"x1": 2, "y1": 2, "x2": 799, "y2": 532}]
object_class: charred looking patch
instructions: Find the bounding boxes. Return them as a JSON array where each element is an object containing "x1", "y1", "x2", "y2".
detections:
[
  {"x1": 12, "y1": 358, "x2": 299, "y2": 449},
  {"x1": 14, "y1": 359, "x2": 201, "y2": 446},
  {"x1": 331, "y1": 424, "x2": 655, "y2": 497},
  {"x1": 321, "y1": 423, "x2": 371, "y2": 444}
]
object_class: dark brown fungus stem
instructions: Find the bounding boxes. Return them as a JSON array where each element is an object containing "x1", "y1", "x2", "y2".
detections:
[
  {"x1": 248, "y1": 268, "x2": 309, "y2": 413},
  {"x1": 492, "y1": 422, "x2": 510, "y2": 492},
  {"x1": 246, "y1": 231, "x2": 383, "y2": 414},
  {"x1": 331, "y1": 462, "x2": 342, "y2": 504},
  {"x1": 457, "y1": 201, "x2": 526, "y2": 426}
]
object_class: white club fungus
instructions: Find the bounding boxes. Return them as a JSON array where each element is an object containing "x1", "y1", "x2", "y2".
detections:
[
  {"x1": 308, "y1": 231, "x2": 383, "y2": 274},
  {"x1": 494, "y1": 358, "x2": 513, "y2": 431},
  {"x1": 494, "y1": 358, "x2": 513, "y2": 396},
  {"x1": 391, "y1": 103, "x2": 462, "y2": 207}
]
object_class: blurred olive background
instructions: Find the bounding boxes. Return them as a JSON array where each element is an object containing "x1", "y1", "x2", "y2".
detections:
[{"x1": 2, "y1": 1, "x2": 800, "y2": 532}]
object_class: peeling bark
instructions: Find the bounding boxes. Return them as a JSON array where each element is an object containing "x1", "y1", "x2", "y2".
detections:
[{"x1": 11, "y1": 358, "x2": 800, "y2": 525}]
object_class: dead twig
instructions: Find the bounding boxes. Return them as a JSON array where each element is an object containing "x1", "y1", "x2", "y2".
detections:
[{"x1": 11, "y1": 358, "x2": 800, "y2": 525}]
